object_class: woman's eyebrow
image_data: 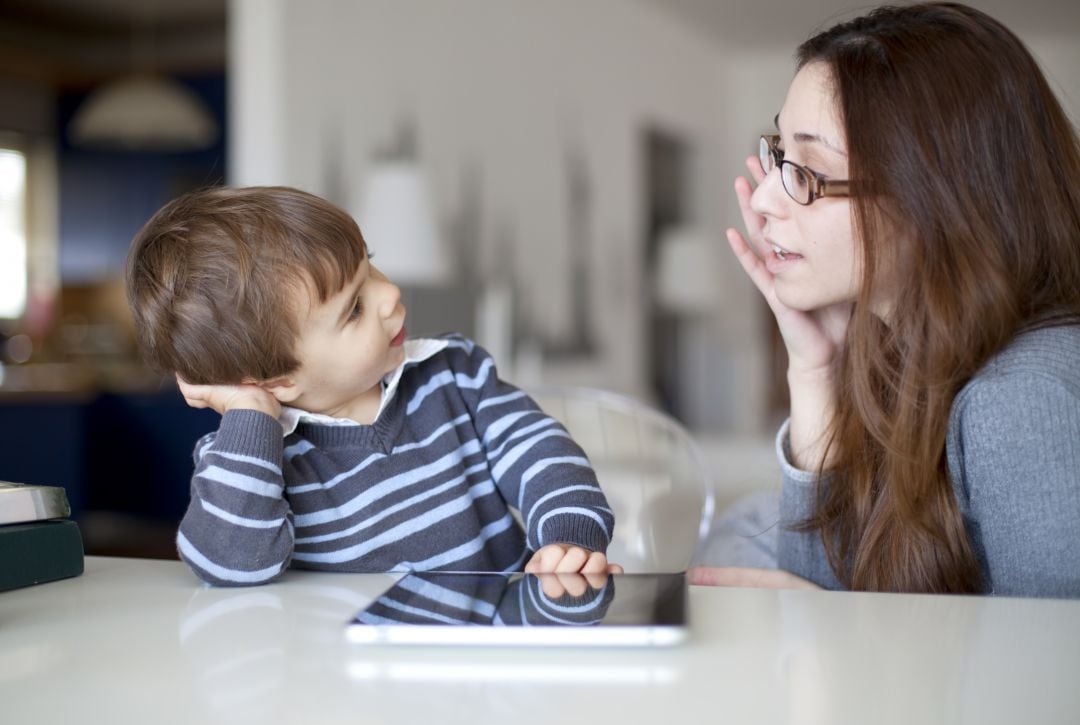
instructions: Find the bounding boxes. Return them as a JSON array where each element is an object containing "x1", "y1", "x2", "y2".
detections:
[
  {"x1": 793, "y1": 132, "x2": 847, "y2": 157},
  {"x1": 774, "y1": 113, "x2": 847, "y2": 157}
]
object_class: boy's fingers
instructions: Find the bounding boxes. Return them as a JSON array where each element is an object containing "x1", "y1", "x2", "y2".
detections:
[
  {"x1": 523, "y1": 550, "x2": 544, "y2": 573},
  {"x1": 553, "y1": 546, "x2": 589, "y2": 573},
  {"x1": 539, "y1": 575, "x2": 567, "y2": 599},
  {"x1": 554, "y1": 573, "x2": 587, "y2": 598},
  {"x1": 532, "y1": 544, "x2": 568, "y2": 573},
  {"x1": 580, "y1": 550, "x2": 608, "y2": 574},
  {"x1": 527, "y1": 546, "x2": 613, "y2": 575}
]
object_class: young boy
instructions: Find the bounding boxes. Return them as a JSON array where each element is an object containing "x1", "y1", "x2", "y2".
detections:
[{"x1": 125, "y1": 186, "x2": 617, "y2": 585}]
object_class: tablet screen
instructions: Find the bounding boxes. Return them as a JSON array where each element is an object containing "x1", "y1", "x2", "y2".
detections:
[{"x1": 347, "y1": 572, "x2": 687, "y2": 647}]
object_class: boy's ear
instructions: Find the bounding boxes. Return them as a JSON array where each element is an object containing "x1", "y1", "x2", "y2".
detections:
[{"x1": 250, "y1": 376, "x2": 301, "y2": 403}]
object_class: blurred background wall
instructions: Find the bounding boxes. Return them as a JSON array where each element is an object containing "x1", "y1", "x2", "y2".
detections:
[{"x1": 1, "y1": 0, "x2": 1077, "y2": 556}]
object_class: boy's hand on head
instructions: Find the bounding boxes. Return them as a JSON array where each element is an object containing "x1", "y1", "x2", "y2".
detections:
[
  {"x1": 524, "y1": 544, "x2": 624, "y2": 575},
  {"x1": 176, "y1": 375, "x2": 282, "y2": 419}
]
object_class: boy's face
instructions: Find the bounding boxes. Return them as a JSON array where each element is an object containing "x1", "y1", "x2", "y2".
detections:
[{"x1": 277, "y1": 256, "x2": 407, "y2": 422}]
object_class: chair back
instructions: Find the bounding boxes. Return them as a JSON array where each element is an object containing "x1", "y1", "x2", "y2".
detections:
[{"x1": 527, "y1": 385, "x2": 714, "y2": 573}]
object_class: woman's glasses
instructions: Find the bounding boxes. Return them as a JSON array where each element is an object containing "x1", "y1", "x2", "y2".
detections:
[{"x1": 759, "y1": 134, "x2": 851, "y2": 206}]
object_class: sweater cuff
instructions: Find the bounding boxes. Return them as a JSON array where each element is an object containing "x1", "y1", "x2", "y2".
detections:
[
  {"x1": 214, "y1": 409, "x2": 285, "y2": 461},
  {"x1": 775, "y1": 418, "x2": 820, "y2": 487},
  {"x1": 538, "y1": 513, "x2": 611, "y2": 554}
]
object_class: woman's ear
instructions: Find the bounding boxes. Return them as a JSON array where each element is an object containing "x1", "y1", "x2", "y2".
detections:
[{"x1": 250, "y1": 376, "x2": 301, "y2": 403}]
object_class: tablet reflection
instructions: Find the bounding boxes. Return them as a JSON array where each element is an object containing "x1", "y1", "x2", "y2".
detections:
[{"x1": 354, "y1": 572, "x2": 615, "y2": 628}]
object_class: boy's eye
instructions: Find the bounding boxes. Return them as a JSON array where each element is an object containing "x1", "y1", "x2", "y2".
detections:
[{"x1": 348, "y1": 296, "x2": 363, "y2": 321}]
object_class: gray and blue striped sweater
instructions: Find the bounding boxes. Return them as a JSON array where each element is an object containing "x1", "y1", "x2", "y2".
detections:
[{"x1": 176, "y1": 335, "x2": 614, "y2": 585}]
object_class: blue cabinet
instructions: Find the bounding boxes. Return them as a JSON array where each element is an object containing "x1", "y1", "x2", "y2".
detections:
[{"x1": 0, "y1": 388, "x2": 218, "y2": 554}]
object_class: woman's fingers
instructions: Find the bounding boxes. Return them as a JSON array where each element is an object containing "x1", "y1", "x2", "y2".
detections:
[
  {"x1": 734, "y1": 175, "x2": 765, "y2": 250},
  {"x1": 745, "y1": 153, "x2": 767, "y2": 185},
  {"x1": 687, "y1": 566, "x2": 820, "y2": 590},
  {"x1": 726, "y1": 227, "x2": 775, "y2": 300}
]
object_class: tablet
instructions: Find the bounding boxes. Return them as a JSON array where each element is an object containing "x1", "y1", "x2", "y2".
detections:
[{"x1": 346, "y1": 572, "x2": 687, "y2": 647}]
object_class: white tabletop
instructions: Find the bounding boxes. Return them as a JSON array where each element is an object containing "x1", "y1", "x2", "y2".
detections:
[{"x1": 2, "y1": 556, "x2": 1079, "y2": 725}]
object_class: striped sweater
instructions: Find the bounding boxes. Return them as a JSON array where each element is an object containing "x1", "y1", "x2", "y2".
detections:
[{"x1": 177, "y1": 335, "x2": 614, "y2": 586}]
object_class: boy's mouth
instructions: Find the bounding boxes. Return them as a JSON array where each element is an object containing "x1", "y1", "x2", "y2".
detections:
[{"x1": 390, "y1": 326, "x2": 406, "y2": 347}]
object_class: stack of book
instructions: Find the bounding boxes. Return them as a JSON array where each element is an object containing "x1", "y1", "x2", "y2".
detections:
[{"x1": 1, "y1": 481, "x2": 84, "y2": 592}]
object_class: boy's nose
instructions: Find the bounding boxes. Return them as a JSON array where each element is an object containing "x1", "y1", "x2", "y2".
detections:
[{"x1": 375, "y1": 273, "x2": 402, "y2": 319}]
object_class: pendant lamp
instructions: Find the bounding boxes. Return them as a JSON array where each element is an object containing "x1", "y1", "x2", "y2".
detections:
[
  {"x1": 68, "y1": 74, "x2": 219, "y2": 151},
  {"x1": 67, "y1": 1, "x2": 220, "y2": 152}
]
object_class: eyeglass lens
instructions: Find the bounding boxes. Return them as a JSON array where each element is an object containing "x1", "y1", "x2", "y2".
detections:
[
  {"x1": 782, "y1": 165, "x2": 811, "y2": 203},
  {"x1": 758, "y1": 136, "x2": 774, "y2": 173},
  {"x1": 760, "y1": 136, "x2": 812, "y2": 204}
]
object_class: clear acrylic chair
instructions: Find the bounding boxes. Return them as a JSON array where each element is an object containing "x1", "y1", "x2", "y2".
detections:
[{"x1": 526, "y1": 385, "x2": 715, "y2": 573}]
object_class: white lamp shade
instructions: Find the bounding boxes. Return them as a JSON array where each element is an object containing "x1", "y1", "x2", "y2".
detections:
[
  {"x1": 355, "y1": 161, "x2": 452, "y2": 285},
  {"x1": 68, "y1": 75, "x2": 219, "y2": 151},
  {"x1": 654, "y1": 226, "x2": 721, "y2": 315}
]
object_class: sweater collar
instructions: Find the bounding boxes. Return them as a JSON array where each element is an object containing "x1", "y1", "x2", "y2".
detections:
[{"x1": 276, "y1": 337, "x2": 448, "y2": 437}]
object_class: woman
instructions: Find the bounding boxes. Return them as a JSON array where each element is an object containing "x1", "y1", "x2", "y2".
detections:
[{"x1": 693, "y1": 2, "x2": 1080, "y2": 596}]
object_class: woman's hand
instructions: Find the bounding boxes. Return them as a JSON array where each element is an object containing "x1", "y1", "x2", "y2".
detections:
[
  {"x1": 687, "y1": 566, "x2": 820, "y2": 590},
  {"x1": 176, "y1": 375, "x2": 282, "y2": 419},
  {"x1": 729, "y1": 156, "x2": 851, "y2": 468},
  {"x1": 728, "y1": 155, "x2": 852, "y2": 376}
]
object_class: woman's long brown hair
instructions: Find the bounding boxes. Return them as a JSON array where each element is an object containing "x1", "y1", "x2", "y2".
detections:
[{"x1": 795, "y1": 3, "x2": 1080, "y2": 592}]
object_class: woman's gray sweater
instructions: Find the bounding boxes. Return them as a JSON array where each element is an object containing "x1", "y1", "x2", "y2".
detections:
[{"x1": 777, "y1": 324, "x2": 1080, "y2": 598}]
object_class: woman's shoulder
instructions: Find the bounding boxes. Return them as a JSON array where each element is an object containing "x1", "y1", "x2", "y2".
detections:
[
  {"x1": 948, "y1": 323, "x2": 1080, "y2": 467},
  {"x1": 963, "y1": 323, "x2": 1080, "y2": 398}
]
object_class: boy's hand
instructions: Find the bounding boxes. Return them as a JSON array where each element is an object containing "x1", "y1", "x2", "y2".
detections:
[
  {"x1": 524, "y1": 544, "x2": 624, "y2": 575},
  {"x1": 176, "y1": 375, "x2": 282, "y2": 419},
  {"x1": 537, "y1": 572, "x2": 610, "y2": 599}
]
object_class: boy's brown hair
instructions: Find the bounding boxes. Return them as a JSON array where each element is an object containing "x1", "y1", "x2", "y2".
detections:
[{"x1": 125, "y1": 186, "x2": 367, "y2": 384}]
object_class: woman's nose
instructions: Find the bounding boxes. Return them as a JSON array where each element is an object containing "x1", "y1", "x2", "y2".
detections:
[{"x1": 750, "y1": 168, "x2": 787, "y2": 220}]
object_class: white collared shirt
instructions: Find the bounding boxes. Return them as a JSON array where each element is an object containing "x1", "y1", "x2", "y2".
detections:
[{"x1": 277, "y1": 337, "x2": 449, "y2": 436}]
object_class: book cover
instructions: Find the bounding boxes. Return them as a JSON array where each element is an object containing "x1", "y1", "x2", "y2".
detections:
[
  {"x1": 0, "y1": 518, "x2": 85, "y2": 592},
  {"x1": 0, "y1": 481, "x2": 72, "y2": 525}
]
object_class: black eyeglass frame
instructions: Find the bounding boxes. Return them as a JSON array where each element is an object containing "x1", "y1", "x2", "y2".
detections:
[{"x1": 759, "y1": 134, "x2": 851, "y2": 206}]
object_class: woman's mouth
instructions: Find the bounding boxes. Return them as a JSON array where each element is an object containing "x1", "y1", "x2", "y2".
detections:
[{"x1": 766, "y1": 242, "x2": 804, "y2": 273}]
